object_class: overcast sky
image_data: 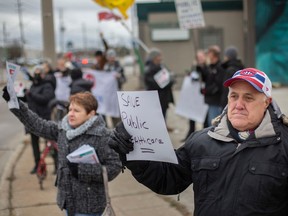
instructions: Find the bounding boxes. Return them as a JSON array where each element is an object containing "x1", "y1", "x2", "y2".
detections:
[{"x1": 0, "y1": 0, "x2": 146, "y2": 52}]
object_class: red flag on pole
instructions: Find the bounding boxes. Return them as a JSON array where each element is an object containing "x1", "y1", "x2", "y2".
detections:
[{"x1": 98, "y1": 11, "x2": 121, "y2": 21}]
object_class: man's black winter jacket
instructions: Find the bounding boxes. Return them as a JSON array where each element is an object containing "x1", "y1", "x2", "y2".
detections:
[{"x1": 126, "y1": 105, "x2": 288, "y2": 216}]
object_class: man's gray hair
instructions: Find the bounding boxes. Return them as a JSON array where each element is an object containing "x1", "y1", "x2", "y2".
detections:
[
  {"x1": 33, "y1": 65, "x2": 44, "y2": 74},
  {"x1": 148, "y1": 48, "x2": 161, "y2": 61}
]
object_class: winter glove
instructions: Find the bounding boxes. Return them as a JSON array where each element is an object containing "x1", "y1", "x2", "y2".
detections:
[
  {"x1": 67, "y1": 161, "x2": 78, "y2": 178},
  {"x1": 2, "y1": 86, "x2": 10, "y2": 102},
  {"x1": 109, "y1": 121, "x2": 133, "y2": 155}
]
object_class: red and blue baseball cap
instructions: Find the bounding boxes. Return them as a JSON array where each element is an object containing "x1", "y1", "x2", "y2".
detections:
[{"x1": 223, "y1": 68, "x2": 272, "y2": 97}]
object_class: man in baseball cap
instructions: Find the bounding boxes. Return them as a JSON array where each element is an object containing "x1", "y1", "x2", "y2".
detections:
[{"x1": 108, "y1": 67, "x2": 288, "y2": 215}]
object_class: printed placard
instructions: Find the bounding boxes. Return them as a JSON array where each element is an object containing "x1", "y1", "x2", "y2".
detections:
[
  {"x1": 153, "y1": 68, "x2": 170, "y2": 89},
  {"x1": 6, "y1": 62, "x2": 21, "y2": 109},
  {"x1": 175, "y1": 0, "x2": 205, "y2": 29},
  {"x1": 175, "y1": 76, "x2": 208, "y2": 123}
]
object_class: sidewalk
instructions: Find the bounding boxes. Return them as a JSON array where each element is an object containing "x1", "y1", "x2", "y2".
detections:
[{"x1": 0, "y1": 137, "x2": 184, "y2": 216}]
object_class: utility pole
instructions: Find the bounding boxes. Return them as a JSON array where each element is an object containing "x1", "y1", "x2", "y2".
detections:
[
  {"x1": 59, "y1": 8, "x2": 65, "y2": 54},
  {"x1": 1, "y1": 22, "x2": 8, "y2": 82},
  {"x1": 243, "y1": 0, "x2": 256, "y2": 67},
  {"x1": 16, "y1": 0, "x2": 25, "y2": 60},
  {"x1": 82, "y1": 23, "x2": 87, "y2": 53},
  {"x1": 2, "y1": 22, "x2": 7, "y2": 57},
  {"x1": 41, "y1": 0, "x2": 56, "y2": 66}
]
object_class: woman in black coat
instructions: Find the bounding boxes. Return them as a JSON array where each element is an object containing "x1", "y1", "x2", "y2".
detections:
[
  {"x1": 26, "y1": 65, "x2": 55, "y2": 174},
  {"x1": 144, "y1": 48, "x2": 174, "y2": 122},
  {"x1": 70, "y1": 68, "x2": 93, "y2": 95}
]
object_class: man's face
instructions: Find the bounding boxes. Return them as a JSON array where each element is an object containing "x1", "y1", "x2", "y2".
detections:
[
  {"x1": 153, "y1": 54, "x2": 162, "y2": 65},
  {"x1": 196, "y1": 51, "x2": 206, "y2": 65},
  {"x1": 57, "y1": 59, "x2": 66, "y2": 70},
  {"x1": 95, "y1": 55, "x2": 102, "y2": 63},
  {"x1": 227, "y1": 81, "x2": 271, "y2": 131},
  {"x1": 207, "y1": 51, "x2": 217, "y2": 64},
  {"x1": 107, "y1": 56, "x2": 115, "y2": 63}
]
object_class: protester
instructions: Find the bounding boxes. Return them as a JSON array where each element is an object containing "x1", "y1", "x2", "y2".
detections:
[
  {"x1": 101, "y1": 48, "x2": 126, "y2": 127},
  {"x1": 199, "y1": 45, "x2": 225, "y2": 126},
  {"x1": 109, "y1": 67, "x2": 288, "y2": 216},
  {"x1": 54, "y1": 57, "x2": 72, "y2": 103},
  {"x1": 93, "y1": 32, "x2": 109, "y2": 70},
  {"x1": 63, "y1": 52, "x2": 79, "y2": 70},
  {"x1": 70, "y1": 68, "x2": 93, "y2": 95},
  {"x1": 2, "y1": 90, "x2": 121, "y2": 216},
  {"x1": 221, "y1": 46, "x2": 245, "y2": 108},
  {"x1": 48, "y1": 57, "x2": 72, "y2": 124},
  {"x1": 181, "y1": 50, "x2": 207, "y2": 142},
  {"x1": 42, "y1": 60, "x2": 57, "y2": 90},
  {"x1": 143, "y1": 48, "x2": 174, "y2": 131},
  {"x1": 104, "y1": 48, "x2": 126, "y2": 90},
  {"x1": 25, "y1": 65, "x2": 55, "y2": 174}
]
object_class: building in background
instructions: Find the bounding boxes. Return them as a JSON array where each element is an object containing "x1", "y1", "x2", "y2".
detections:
[
  {"x1": 136, "y1": 0, "x2": 288, "y2": 85},
  {"x1": 136, "y1": 0, "x2": 244, "y2": 78}
]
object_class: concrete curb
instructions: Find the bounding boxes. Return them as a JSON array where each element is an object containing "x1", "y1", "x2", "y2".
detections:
[{"x1": 0, "y1": 135, "x2": 27, "y2": 216}]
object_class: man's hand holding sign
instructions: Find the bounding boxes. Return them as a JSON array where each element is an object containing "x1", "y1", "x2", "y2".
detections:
[{"x1": 110, "y1": 91, "x2": 178, "y2": 164}]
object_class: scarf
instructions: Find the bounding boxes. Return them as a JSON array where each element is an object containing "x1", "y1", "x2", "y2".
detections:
[
  {"x1": 61, "y1": 115, "x2": 98, "y2": 140},
  {"x1": 227, "y1": 119, "x2": 255, "y2": 143}
]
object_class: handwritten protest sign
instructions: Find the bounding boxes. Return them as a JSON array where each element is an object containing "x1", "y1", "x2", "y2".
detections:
[
  {"x1": 117, "y1": 91, "x2": 178, "y2": 164},
  {"x1": 175, "y1": 76, "x2": 208, "y2": 123},
  {"x1": 175, "y1": 0, "x2": 205, "y2": 29},
  {"x1": 6, "y1": 62, "x2": 21, "y2": 109}
]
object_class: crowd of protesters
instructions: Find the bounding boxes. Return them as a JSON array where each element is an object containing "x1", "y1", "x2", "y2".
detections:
[
  {"x1": 2, "y1": 33, "x2": 127, "y2": 216},
  {"x1": 18, "y1": 42, "x2": 244, "y2": 175},
  {"x1": 13, "y1": 33, "x2": 127, "y2": 177},
  {"x1": 179, "y1": 45, "x2": 245, "y2": 142}
]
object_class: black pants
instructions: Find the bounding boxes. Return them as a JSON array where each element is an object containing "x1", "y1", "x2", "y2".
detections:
[
  {"x1": 30, "y1": 133, "x2": 40, "y2": 169},
  {"x1": 161, "y1": 106, "x2": 168, "y2": 120},
  {"x1": 184, "y1": 120, "x2": 196, "y2": 140}
]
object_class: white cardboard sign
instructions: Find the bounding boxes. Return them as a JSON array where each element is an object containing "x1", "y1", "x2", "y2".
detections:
[
  {"x1": 83, "y1": 68, "x2": 120, "y2": 117},
  {"x1": 175, "y1": 76, "x2": 208, "y2": 123},
  {"x1": 175, "y1": 0, "x2": 205, "y2": 29},
  {"x1": 117, "y1": 91, "x2": 178, "y2": 164}
]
